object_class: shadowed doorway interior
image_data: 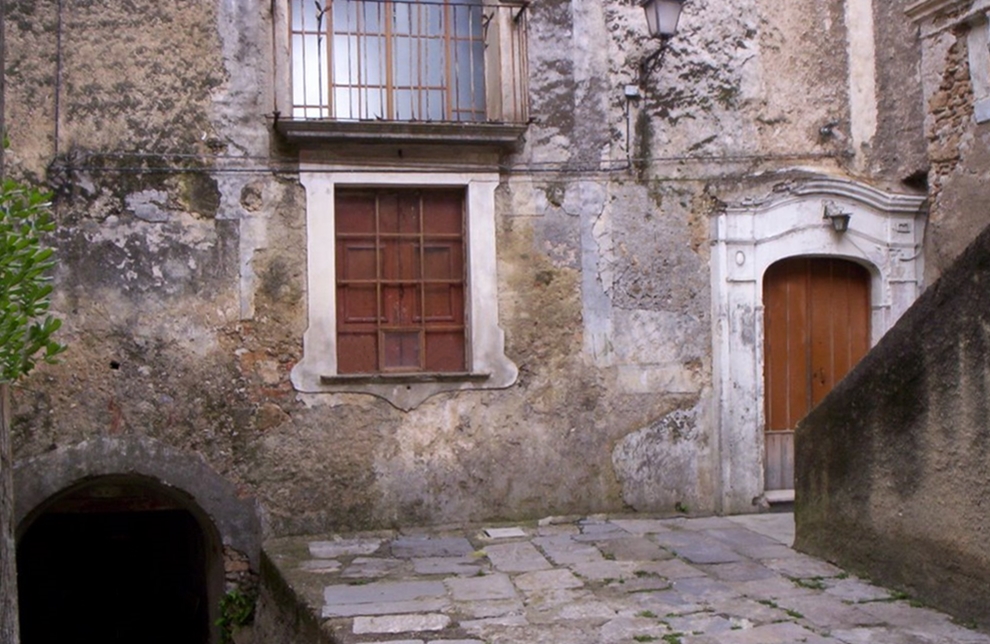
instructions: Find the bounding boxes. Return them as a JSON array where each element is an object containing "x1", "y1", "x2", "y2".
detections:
[{"x1": 16, "y1": 476, "x2": 213, "y2": 644}]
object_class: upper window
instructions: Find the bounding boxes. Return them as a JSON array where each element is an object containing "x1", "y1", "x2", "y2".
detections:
[{"x1": 285, "y1": 0, "x2": 528, "y2": 125}]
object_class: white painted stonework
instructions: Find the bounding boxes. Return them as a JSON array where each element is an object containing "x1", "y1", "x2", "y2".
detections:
[
  {"x1": 710, "y1": 178, "x2": 927, "y2": 513},
  {"x1": 846, "y1": 0, "x2": 879, "y2": 168},
  {"x1": 290, "y1": 168, "x2": 518, "y2": 410},
  {"x1": 966, "y1": 15, "x2": 990, "y2": 123}
]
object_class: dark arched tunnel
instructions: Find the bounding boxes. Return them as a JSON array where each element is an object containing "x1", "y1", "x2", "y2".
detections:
[{"x1": 16, "y1": 476, "x2": 216, "y2": 644}]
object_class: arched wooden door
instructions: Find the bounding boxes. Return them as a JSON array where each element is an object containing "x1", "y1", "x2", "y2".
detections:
[{"x1": 763, "y1": 257, "x2": 871, "y2": 491}]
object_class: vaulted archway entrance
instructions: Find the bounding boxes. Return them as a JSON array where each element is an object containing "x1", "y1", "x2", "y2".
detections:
[
  {"x1": 763, "y1": 257, "x2": 872, "y2": 491},
  {"x1": 16, "y1": 475, "x2": 218, "y2": 644}
]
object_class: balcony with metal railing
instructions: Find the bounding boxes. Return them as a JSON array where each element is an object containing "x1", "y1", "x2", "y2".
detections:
[{"x1": 276, "y1": 0, "x2": 530, "y2": 149}]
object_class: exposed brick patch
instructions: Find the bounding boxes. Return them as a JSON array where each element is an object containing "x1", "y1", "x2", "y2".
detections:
[
  {"x1": 225, "y1": 545, "x2": 259, "y2": 595},
  {"x1": 927, "y1": 27, "x2": 975, "y2": 203}
]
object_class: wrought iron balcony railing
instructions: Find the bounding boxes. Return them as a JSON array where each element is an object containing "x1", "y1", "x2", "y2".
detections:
[{"x1": 288, "y1": 0, "x2": 529, "y2": 126}]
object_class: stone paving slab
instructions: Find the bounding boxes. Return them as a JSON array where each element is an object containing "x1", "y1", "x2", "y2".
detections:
[
  {"x1": 483, "y1": 542, "x2": 552, "y2": 573},
  {"x1": 412, "y1": 556, "x2": 484, "y2": 577},
  {"x1": 310, "y1": 537, "x2": 386, "y2": 558},
  {"x1": 353, "y1": 614, "x2": 451, "y2": 634},
  {"x1": 392, "y1": 537, "x2": 475, "y2": 559},
  {"x1": 261, "y1": 513, "x2": 990, "y2": 644},
  {"x1": 445, "y1": 573, "x2": 517, "y2": 601}
]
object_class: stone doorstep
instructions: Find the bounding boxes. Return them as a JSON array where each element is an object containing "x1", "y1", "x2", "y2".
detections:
[{"x1": 764, "y1": 489, "x2": 795, "y2": 504}]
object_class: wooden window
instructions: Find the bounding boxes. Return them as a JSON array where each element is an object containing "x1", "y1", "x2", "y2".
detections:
[{"x1": 336, "y1": 188, "x2": 466, "y2": 374}]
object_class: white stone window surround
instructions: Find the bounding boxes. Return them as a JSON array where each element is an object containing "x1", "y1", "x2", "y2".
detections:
[
  {"x1": 290, "y1": 168, "x2": 518, "y2": 410},
  {"x1": 710, "y1": 178, "x2": 927, "y2": 514}
]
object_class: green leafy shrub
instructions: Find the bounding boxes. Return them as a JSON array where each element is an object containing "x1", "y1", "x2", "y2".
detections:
[
  {"x1": 216, "y1": 589, "x2": 256, "y2": 644},
  {"x1": 0, "y1": 178, "x2": 64, "y2": 382}
]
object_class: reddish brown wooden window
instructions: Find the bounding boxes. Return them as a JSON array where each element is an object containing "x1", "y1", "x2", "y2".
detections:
[{"x1": 336, "y1": 188, "x2": 466, "y2": 374}]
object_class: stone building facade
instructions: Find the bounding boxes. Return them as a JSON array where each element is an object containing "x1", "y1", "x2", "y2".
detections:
[{"x1": 1, "y1": 0, "x2": 950, "y2": 637}]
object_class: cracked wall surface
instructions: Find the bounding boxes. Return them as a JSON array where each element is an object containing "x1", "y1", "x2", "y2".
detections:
[{"x1": 4, "y1": 0, "x2": 929, "y2": 535}]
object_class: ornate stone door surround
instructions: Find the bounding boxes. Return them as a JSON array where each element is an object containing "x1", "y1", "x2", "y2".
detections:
[{"x1": 710, "y1": 177, "x2": 927, "y2": 513}]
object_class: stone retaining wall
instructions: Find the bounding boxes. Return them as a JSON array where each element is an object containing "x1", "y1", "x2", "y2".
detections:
[{"x1": 795, "y1": 222, "x2": 990, "y2": 629}]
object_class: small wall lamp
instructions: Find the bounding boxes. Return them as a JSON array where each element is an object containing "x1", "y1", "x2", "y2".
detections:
[
  {"x1": 639, "y1": 0, "x2": 687, "y2": 81},
  {"x1": 823, "y1": 201, "x2": 852, "y2": 233}
]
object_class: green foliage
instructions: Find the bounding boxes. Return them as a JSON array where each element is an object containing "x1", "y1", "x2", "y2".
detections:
[
  {"x1": 0, "y1": 178, "x2": 64, "y2": 382},
  {"x1": 215, "y1": 589, "x2": 256, "y2": 644}
]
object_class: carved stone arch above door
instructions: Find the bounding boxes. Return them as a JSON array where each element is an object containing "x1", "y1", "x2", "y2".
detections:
[{"x1": 710, "y1": 177, "x2": 927, "y2": 514}]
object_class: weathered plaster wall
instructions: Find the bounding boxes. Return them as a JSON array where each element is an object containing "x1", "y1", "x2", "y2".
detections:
[
  {"x1": 914, "y1": 5, "x2": 990, "y2": 282},
  {"x1": 794, "y1": 222, "x2": 990, "y2": 630},
  {"x1": 871, "y1": 0, "x2": 929, "y2": 187},
  {"x1": 4, "y1": 0, "x2": 928, "y2": 541},
  {"x1": 6, "y1": 0, "x2": 718, "y2": 537}
]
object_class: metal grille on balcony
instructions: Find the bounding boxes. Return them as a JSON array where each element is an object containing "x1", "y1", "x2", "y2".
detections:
[{"x1": 290, "y1": 0, "x2": 527, "y2": 124}]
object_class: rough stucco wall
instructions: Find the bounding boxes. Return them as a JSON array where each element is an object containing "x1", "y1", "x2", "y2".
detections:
[
  {"x1": 4, "y1": 0, "x2": 58, "y2": 179},
  {"x1": 794, "y1": 222, "x2": 990, "y2": 630},
  {"x1": 6, "y1": 0, "x2": 242, "y2": 457},
  {"x1": 3, "y1": 0, "x2": 920, "y2": 537}
]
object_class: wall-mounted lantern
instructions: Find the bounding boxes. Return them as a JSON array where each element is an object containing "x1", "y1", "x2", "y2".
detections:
[
  {"x1": 639, "y1": 0, "x2": 686, "y2": 81},
  {"x1": 823, "y1": 200, "x2": 852, "y2": 233}
]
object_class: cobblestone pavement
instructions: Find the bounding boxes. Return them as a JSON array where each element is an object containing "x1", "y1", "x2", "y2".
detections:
[{"x1": 264, "y1": 513, "x2": 990, "y2": 644}]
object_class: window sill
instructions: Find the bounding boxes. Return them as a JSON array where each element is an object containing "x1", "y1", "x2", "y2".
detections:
[
  {"x1": 321, "y1": 372, "x2": 491, "y2": 385},
  {"x1": 275, "y1": 118, "x2": 528, "y2": 151},
  {"x1": 295, "y1": 367, "x2": 514, "y2": 411}
]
